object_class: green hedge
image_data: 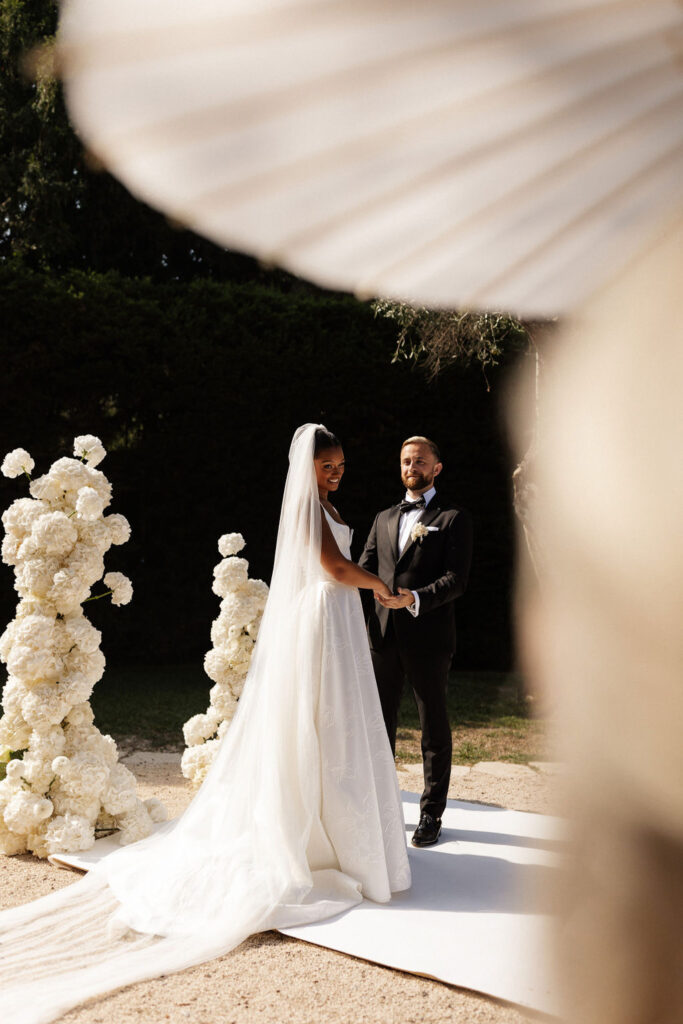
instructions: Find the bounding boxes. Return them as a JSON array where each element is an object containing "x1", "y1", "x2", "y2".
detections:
[{"x1": 0, "y1": 262, "x2": 519, "y2": 669}]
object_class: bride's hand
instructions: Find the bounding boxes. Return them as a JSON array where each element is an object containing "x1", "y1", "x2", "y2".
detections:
[{"x1": 373, "y1": 581, "x2": 393, "y2": 603}]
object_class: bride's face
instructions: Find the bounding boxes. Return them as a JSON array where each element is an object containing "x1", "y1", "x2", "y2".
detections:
[{"x1": 314, "y1": 447, "x2": 345, "y2": 495}]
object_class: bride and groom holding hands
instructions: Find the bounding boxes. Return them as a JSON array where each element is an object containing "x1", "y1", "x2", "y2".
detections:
[
  {"x1": 318, "y1": 428, "x2": 473, "y2": 848},
  {"x1": 1, "y1": 424, "x2": 472, "y2": 1024}
]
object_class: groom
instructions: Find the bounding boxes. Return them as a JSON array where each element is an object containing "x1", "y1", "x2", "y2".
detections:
[{"x1": 359, "y1": 436, "x2": 472, "y2": 847}]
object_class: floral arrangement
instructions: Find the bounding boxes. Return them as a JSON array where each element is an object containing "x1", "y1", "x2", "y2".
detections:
[
  {"x1": 181, "y1": 533, "x2": 268, "y2": 786},
  {"x1": 0, "y1": 436, "x2": 166, "y2": 858}
]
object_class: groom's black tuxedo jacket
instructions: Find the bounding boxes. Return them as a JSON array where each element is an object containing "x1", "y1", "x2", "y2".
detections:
[{"x1": 359, "y1": 498, "x2": 473, "y2": 654}]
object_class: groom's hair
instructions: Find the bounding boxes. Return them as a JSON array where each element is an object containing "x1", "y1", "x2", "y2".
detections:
[
  {"x1": 401, "y1": 435, "x2": 441, "y2": 460},
  {"x1": 314, "y1": 427, "x2": 341, "y2": 455}
]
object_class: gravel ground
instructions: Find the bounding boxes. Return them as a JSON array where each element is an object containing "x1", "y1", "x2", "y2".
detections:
[{"x1": 1, "y1": 753, "x2": 561, "y2": 1024}]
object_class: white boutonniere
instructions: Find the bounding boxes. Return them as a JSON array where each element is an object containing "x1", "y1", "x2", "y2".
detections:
[{"x1": 411, "y1": 522, "x2": 438, "y2": 543}]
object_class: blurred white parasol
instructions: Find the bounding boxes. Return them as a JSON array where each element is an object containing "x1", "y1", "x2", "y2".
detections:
[{"x1": 58, "y1": 0, "x2": 683, "y2": 317}]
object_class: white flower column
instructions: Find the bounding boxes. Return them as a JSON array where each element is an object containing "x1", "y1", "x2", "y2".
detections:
[
  {"x1": 0, "y1": 436, "x2": 166, "y2": 858},
  {"x1": 181, "y1": 533, "x2": 268, "y2": 786}
]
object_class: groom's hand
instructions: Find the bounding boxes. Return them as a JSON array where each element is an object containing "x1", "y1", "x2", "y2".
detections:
[{"x1": 377, "y1": 587, "x2": 415, "y2": 609}]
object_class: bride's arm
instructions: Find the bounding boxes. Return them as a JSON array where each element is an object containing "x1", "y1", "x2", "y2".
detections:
[{"x1": 320, "y1": 511, "x2": 392, "y2": 599}]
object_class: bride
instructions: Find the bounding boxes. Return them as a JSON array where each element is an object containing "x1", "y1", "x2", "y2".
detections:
[{"x1": 0, "y1": 423, "x2": 411, "y2": 1024}]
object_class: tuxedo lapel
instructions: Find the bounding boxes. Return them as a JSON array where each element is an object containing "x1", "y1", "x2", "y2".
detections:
[
  {"x1": 396, "y1": 501, "x2": 441, "y2": 565},
  {"x1": 387, "y1": 506, "x2": 401, "y2": 563}
]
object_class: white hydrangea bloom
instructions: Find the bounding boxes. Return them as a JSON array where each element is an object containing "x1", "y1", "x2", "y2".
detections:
[
  {"x1": 182, "y1": 532, "x2": 267, "y2": 785},
  {"x1": 29, "y1": 473, "x2": 64, "y2": 502},
  {"x1": 212, "y1": 557, "x2": 249, "y2": 597},
  {"x1": 0, "y1": 821, "x2": 27, "y2": 855},
  {"x1": 21, "y1": 683, "x2": 71, "y2": 729},
  {"x1": 2, "y1": 448, "x2": 34, "y2": 479},
  {"x1": 101, "y1": 763, "x2": 139, "y2": 816},
  {"x1": 103, "y1": 571, "x2": 133, "y2": 606},
  {"x1": 182, "y1": 709, "x2": 221, "y2": 747},
  {"x1": 7, "y1": 639, "x2": 60, "y2": 684},
  {"x1": 14, "y1": 556, "x2": 61, "y2": 600},
  {"x1": 0, "y1": 437, "x2": 163, "y2": 857},
  {"x1": 63, "y1": 612, "x2": 102, "y2": 654},
  {"x1": 76, "y1": 519, "x2": 112, "y2": 554},
  {"x1": 49, "y1": 568, "x2": 91, "y2": 614},
  {"x1": 117, "y1": 803, "x2": 154, "y2": 845},
  {"x1": 49, "y1": 457, "x2": 91, "y2": 493},
  {"x1": 105, "y1": 513, "x2": 131, "y2": 545},
  {"x1": 218, "y1": 533, "x2": 245, "y2": 557},
  {"x1": 76, "y1": 486, "x2": 106, "y2": 521},
  {"x1": 31, "y1": 512, "x2": 78, "y2": 556},
  {"x1": 2, "y1": 532, "x2": 22, "y2": 566},
  {"x1": 181, "y1": 740, "x2": 220, "y2": 787},
  {"x1": 73, "y1": 435, "x2": 106, "y2": 467},
  {"x1": 144, "y1": 796, "x2": 168, "y2": 824},
  {"x1": 0, "y1": 711, "x2": 31, "y2": 751},
  {"x1": 45, "y1": 812, "x2": 95, "y2": 854},
  {"x1": 4, "y1": 791, "x2": 53, "y2": 833},
  {"x1": 2, "y1": 496, "x2": 47, "y2": 536}
]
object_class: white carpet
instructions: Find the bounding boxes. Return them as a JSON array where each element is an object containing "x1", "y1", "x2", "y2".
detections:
[{"x1": 51, "y1": 792, "x2": 565, "y2": 1017}]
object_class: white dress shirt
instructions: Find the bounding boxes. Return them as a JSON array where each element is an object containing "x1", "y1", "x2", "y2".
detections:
[{"x1": 398, "y1": 486, "x2": 436, "y2": 617}]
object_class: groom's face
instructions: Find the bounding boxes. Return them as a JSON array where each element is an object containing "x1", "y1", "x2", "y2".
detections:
[{"x1": 401, "y1": 443, "x2": 442, "y2": 494}]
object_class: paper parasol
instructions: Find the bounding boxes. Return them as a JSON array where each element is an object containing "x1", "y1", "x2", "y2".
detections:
[{"x1": 58, "y1": 0, "x2": 683, "y2": 316}]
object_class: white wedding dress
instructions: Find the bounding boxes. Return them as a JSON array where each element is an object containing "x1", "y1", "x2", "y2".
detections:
[{"x1": 0, "y1": 424, "x2": 410, "y2": 1024}]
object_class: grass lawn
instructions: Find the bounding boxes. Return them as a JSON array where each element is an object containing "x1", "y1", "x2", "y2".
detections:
[{"x1": 92, "y1": 663, "x2": 546, "y2": 765}]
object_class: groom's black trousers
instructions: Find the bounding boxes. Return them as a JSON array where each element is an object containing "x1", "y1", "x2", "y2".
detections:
[{"x1": 370, "y1": 617, "x2": 453, "y2": 820}]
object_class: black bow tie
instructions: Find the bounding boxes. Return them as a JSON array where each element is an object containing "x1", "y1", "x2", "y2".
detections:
[{"x1": 398, "y1": 497, "x2": 426, "y2": 514}]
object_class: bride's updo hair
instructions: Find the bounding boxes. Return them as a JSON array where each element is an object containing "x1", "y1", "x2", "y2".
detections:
[{"x1": 314, "y1": 427, "x2": 341, "y2": 455}]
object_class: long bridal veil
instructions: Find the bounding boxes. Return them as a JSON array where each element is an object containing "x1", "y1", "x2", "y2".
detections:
[{"x1": 0, "y1": 424, "x2": 373, "y2": 1024}]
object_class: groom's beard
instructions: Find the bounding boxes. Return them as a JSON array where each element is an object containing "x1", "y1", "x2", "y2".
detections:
[{"x1": 402, "y1": 470, "x2": 433, "y2": 492}]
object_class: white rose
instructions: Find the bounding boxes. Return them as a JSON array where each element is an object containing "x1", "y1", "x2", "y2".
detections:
[
  {"x1": 105, "y1": 513, "x2": 131, "y2": 545},
  {"x1": 31, "y1": 512, "x2": 78, "y2": 556},
  {"x1": 218, "y1": 533, "x2": 245, "y2": 557},
  {"x1": 45, "y1": 812, "x2": 95, "y2": 854},
  {"x1": 4, "y1": 790, "x2": 53, "y2": 833},
  {"x1": 2, "y1": 448, "x2": 34, "y2": 479},
  {"x1": 73, "y1": 435, "x2": 106, "y2": 467},
  {"x1": 75, "y1": 486, "x2": 106, "y2": 521},
  {"x1": 103, "y1": 571, "x2": 133, "y2": 606}
]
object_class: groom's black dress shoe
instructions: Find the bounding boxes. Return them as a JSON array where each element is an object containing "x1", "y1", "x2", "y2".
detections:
[{"x1": 411, "y1": 812, "x2": 442, "y2": 847}]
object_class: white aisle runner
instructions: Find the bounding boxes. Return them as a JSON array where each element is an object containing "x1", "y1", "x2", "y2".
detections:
[{"x1": 50, "y1": 792, "x2": 565, "y2": 1017}]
